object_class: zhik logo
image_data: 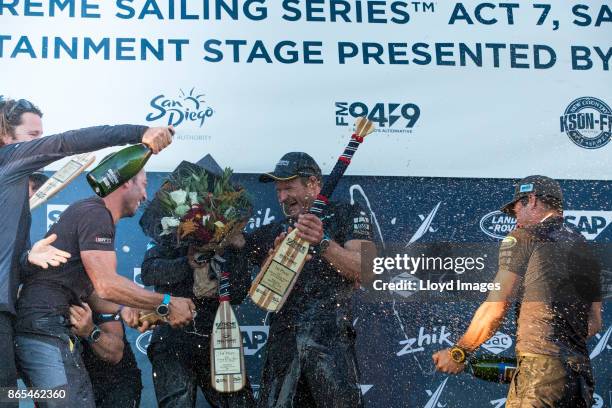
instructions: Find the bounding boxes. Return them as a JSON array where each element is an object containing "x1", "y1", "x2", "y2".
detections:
[
  {"x1": 397, "y1": 326, "x2": 452, "y2": 356},
  {"x1": 241, "y1": 326, "x2": 268, "y2": 355},
  {"x1": 246, "y1": 208, "x2": 275, "y2": 231},
  {"x1": 407, "y1": 202, "x2": 441, "y2": 246},
  {"x1": 564, "y1": 211, "x2": 612, "y2": 241},
  {"x1": 335, "y1": 101, "x2": 421, "y2": 133},
  {"x1": 481, "y1": 332, "x2": 513, "y2": 355},
  {"x1": 146, "y1": 87, "x2": 214, "y2": 128},
  {"x1": 589, "y1": 325, "x2": 612, "y2": 360},
  {"x1": 47, "y1": 204, "x2": 68, "y2": 231}
]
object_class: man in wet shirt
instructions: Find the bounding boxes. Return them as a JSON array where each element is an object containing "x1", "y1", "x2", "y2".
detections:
[
  {"x1": 433, "y1": 175, "x2": 602, "y2": 408},
  {"x1": 14, "y1": 169, "x2": 195, "y2": 408},
  {"x1": 247, "y1": 152, "x2": 376, "y2": 408}
]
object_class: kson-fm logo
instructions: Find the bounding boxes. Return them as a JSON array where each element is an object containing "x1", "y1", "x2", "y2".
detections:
[
  {"x1": 146, "y1": 87, "x2": 214, "y2": 128},
  {"x1": 335, "y1": 102, "x2": 420, "y2": 133},
  {"x1": 560, "y1": 97, "x2": 611, "y2": 149}
]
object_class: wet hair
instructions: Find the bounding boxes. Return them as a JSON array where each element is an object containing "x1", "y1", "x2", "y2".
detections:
[
  {"x1": 29, "y1": 172, "x2": 49, "y2": 191},
  {"x1": 0, "y1": 97, "x2": 43, "y2": 146}
]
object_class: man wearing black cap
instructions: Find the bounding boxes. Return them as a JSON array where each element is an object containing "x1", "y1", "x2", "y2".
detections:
[
  {"x1": 432, "y1": 175, "x2": 602, "y2": 408},
  {"x1": 246, "y1": 152, "x2": 375, "y2": 408}
]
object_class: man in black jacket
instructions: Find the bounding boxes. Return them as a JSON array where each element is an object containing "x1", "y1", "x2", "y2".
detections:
[
  {"x1": 141, "y1": 240, "x2": 255, "y2": 407},
  {"x1": 0, "y1": 96, "x2": 172, "y2": 403}
]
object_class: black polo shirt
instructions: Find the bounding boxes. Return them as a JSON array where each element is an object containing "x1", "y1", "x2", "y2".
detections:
[
  {"x1": 498, "y1": 216, "x2": 601, "y2": 358},
  {"x1": 16, "y1": 197, "x2": 115, "y2": 335}
]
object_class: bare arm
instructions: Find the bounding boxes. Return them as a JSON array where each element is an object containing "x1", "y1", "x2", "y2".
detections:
[
  {"x1": 68, "y1": 302, "x2": 124, "y2": 365},
  {"x1": 322, "y1": 239, "x2": 376, "y2": 283},
  {"x1": 456, "y1": 269, "x2": 521, "y2": 351},
  {"x1": 82, "y1": 250, "x2": 195, "y2": 328},
  {"x1": 82, "y1": 250, "x2": 164, "y2": 309},
  {"x1": 432, "y1": 269, "x2": 521, "y2": 374}
]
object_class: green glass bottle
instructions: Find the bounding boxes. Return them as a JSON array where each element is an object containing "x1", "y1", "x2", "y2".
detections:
[
  {"x1": 86, "y1": 144, "x2": 151, "y2": 197},
  {"x1": 468, "y1": 356, "x2": 517, "y2": 383}
]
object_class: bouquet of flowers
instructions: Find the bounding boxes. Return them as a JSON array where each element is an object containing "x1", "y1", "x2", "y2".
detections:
[{"x1": 145, "y1": 162, "x2": 252, "y2": 251}]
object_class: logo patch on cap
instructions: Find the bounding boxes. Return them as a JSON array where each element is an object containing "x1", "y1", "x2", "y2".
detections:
[
  {"x1": 519, "y1": 183, "x2": 534, "y2": 193},
  {"x1": 277, "y1": 160, "x2": 290, "y2": 166}
]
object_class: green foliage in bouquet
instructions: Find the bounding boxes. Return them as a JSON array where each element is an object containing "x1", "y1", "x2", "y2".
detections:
[{"x1": 156, "y1": 166, "x2": 251, "y2": 247}]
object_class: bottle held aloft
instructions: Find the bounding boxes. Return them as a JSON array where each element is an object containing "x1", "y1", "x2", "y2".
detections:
[{"x1": 87, "y1": 144, "x2": 152, "y2": 197}]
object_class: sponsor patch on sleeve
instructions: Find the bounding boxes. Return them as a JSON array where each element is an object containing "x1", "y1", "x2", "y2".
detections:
[
  {"x1": 500, "y1": 236, "x2": 517, "y2": 249},
  {"x1": 95, "y1": 237, "x2": 113, "y2": 245}
]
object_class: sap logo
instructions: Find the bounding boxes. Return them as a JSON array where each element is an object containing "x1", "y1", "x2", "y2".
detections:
[
  {"x1": 564, "y1": 211, "x2": 612, "y2": 240},
  {"x1": 482, "y1": 332, "x2": 513, "y2": 354},
  {"x1": 46, "y1": 204, "x2": 68, "y2": 230},
  {"x1": 133, "y1": 268, "x2": 145, "y2": 288},
  {"x1": 135, "y1": 330, "x2": 152, "y2": 355},
  {"x1": 559, "y1": 97, "x2": 611, "y2": 149},
  {"x1": 335, "y1": 102, "x2": 421, "y2": 134},
  {"x1": 589, "y1": 325, "x2": 612, "y2": 360},
  {"x1": 424, "y1": 378, "x2": 448, "y2": 408},
  {"x1": 407, "y1": 202, "x2": 441, "y2": 246},
  {"x1": 241, "y1": 326, "x2": 268, "y2": 355},
  {"x1": 146, "y1": 87, "x2": 214, "y2": 128},
  {"x1": 480, "y1": 211, "x2": 517, "y2": 240},
  {"x1": 397, "y1": 326, "x2": 452, "y2": 356},
  {"x1": 246, "y1": 208, "x2": 275, "y2": 231}
]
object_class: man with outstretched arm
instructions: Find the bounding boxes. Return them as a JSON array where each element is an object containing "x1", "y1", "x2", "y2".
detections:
[
  {"x1": 432, "y1": 175, "x2": 602, "y2": 408},
  {"x1": 0, "y1": 96, "x2": 172, "y2": 400}
]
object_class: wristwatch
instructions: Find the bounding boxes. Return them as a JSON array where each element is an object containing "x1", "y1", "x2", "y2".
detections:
[
  {"x1": 449, "y1": 345, "x2": 469, "y2": 364},
  {"x1": 156, "y1": 294, "x2": 171, "y2": 317},
  {"x1": 87, "y1": 325, "x2": 102, "y2": 344},
  {"x1": 318, "y1": 233, "x2": 332, "y2": 255}
]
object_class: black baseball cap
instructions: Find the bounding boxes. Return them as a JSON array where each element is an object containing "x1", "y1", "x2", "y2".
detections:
[
  {"x1": 500, "y1": 175, "x2": 563, "y2": 216},
  {"x1": 259, "y1": 152, "x2": 322, "y2": 183}
]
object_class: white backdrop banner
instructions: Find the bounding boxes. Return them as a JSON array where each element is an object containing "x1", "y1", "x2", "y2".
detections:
[{"x1": 1, "y1": 0, "x2": 610, "y2": 179}]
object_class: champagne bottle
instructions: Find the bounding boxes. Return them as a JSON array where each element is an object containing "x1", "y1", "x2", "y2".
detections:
[
  {"x1": 86, "y1": 144, "x2": 151, "y2": 197},
  {"x1": 468, "y1": 356, "x2": 517, "y2": 383}
]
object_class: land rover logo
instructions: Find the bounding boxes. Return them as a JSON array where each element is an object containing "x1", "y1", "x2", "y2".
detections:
[{"x1": 479, "y1": 211, "x2": 517, "y2": 240}]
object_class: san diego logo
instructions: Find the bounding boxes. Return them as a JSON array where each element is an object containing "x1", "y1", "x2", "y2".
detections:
[
  {"x1": 146, "y1": 88, "x2": 214, "y2": 127},
  {"x1": 560, "y1": 97, "x2": 611, "y2": 149}
]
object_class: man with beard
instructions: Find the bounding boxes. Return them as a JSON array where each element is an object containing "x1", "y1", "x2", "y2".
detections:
[
  {"x1": 15, "y1": 169, "x2": 195, "y2": 408},
  {"x1": 0, "y1": 96, "x2": 172, "y2": 403},
  {"x1": 433, "y1": 175, "x2": 602, "y2": 408},
  {"x1": 247, "y1": 152, "x2": 376, "y2": 408}
]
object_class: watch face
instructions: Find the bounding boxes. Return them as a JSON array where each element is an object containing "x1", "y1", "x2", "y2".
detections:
[
  {"x1": 450, "y1": 347, "x2": 465, "y2": 363},
  {"x1": 156, "y1": 304, "x2": 170, "y2": 317},
  {"x1": 320, "y1": 239, "x2": 330, "y2": 253},
  {"x1": 91, "y1": 328, "x2": 102, "y2": 342}
]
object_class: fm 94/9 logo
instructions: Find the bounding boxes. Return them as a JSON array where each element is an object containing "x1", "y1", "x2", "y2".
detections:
[{"x1": 335, "y1": 102, "x2": 420, "y2": 132}]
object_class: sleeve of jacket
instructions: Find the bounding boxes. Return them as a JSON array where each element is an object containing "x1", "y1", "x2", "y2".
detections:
[
  {"x1": 2, "y1": 124, "x2": 147, "y2": 182},
  {"x1": 224, "y1": 247, "x2": 251, "y2": 305},
  {"x1": 140, "y1": 242, "x2": 193, "y2": 287}
]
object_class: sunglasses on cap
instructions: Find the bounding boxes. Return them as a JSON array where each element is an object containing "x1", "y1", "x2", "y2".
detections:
[{"x1": 0, "y1": 97, "x2": 35, "y2": 119}]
